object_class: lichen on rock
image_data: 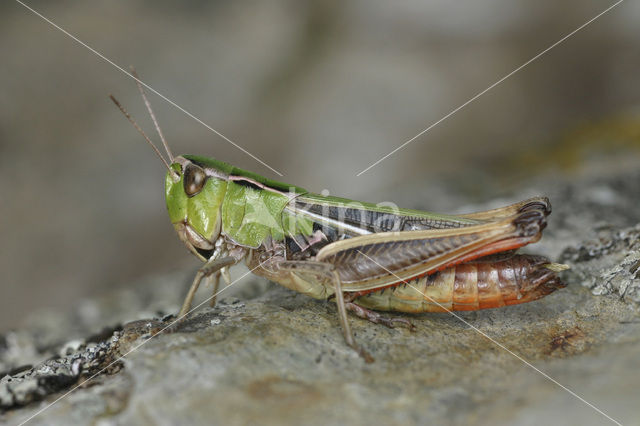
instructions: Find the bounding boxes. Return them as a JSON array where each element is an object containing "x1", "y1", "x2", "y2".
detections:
[{"x1": 561, "y1": 225, "x2": 640, "y2": 304}]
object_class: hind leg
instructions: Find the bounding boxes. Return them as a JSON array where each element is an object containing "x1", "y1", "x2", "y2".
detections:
[
  {"x1": 345, "y1": 302, "x2": 415, "y2": 331},
  {"x1": 276, "y1": 260, "x2": 374, "y2": 362}
]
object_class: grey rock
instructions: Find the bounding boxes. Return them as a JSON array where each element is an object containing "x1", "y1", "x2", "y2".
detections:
[
  {"x1": 1, "y1": 336, "x2": 120, "y2": 410},
  {"x1": 561, "y1": 225, "x2": 640, "y2": 303}
]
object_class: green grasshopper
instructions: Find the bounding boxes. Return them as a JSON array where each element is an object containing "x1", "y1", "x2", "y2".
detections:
[{"x1": 111, "y1": 75, "x2": 565, "y2": 361}]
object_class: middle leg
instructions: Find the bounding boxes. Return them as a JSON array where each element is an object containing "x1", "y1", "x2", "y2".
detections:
[{"x1": 276, "y1": 260, "x2": 374, "y2": 362}]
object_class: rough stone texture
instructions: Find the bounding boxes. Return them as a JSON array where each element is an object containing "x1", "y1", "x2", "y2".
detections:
[
  {"x1": 561, "y1": 225, "x2": 640, "y2": 304},
  {"x1": 2, "y1": 162, "x2": 640, "y2": 426}
]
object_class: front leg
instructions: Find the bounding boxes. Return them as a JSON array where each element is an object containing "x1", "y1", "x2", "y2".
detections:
[
  {"x1": 208, "y1": 267, "x2": 232, "y2": 308},
  {"x1": 178, "y1": 256, "x2": 238, "y2": 318},
  {"x1": 276, "y1": 260, "x2": 374, "y2": 363},
  {"x1": 208, "y1": 271, "x2": 221, "y2": 308}
]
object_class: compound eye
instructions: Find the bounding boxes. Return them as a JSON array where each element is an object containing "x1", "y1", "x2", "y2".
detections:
[{"x1": 183, "y1": 163, "x2": 207, "y2": 197}]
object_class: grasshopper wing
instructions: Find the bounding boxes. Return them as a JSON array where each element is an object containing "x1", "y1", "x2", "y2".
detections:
[
  {"x1": 455, "y1": 196, "x2": 550, "y2": 221},
  {"x1": 315, "y1": 208, "x2": 547, "y2": 292}
]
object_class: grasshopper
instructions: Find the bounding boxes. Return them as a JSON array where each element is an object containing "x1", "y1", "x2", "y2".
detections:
[{"x1": 111, "y1": 75, "x2": 566, "y2": 361}]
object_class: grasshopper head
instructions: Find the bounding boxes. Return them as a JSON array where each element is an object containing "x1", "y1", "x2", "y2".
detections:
[
  {"x1": 109, "y1": 91, "x2": 231, "y2": 261},
  {"x1": 165, "y1": 155, "x2": 230, "y2": 261}
]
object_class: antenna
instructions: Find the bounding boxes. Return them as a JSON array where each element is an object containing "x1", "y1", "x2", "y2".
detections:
[
  {"x1": 130, "y1": 67, "x2": 174, "y2": 162},
  {"x1": 109, "y1": 94, "x2": 173, "y2": 173}
]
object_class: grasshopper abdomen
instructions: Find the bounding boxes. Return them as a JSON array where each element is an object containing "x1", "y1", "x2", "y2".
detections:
[{"x1": 354, "y1": 255, "x2": 565, "y2": 313}]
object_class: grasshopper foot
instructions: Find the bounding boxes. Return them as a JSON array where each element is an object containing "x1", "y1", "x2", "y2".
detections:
[
  {"x1": 346, "y1": 302, "x2": 416, "y2": 331},
  {"x1": 357, "y1": 346, "x2": 375, "y2": 363}
]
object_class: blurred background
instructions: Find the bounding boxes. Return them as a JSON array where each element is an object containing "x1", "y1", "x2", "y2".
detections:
[{"x1": 1, "y1": 0, "x2": 639, "y2": 331}]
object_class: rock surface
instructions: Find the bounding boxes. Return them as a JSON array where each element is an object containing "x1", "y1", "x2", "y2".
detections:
[{"x1": 2, "y1": 162, "x2": 640, "y2": 426}]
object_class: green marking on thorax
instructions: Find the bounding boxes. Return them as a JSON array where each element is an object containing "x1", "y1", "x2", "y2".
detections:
[{"x1": 165, "y1": 156, "x2": 316, "y2": 249}]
